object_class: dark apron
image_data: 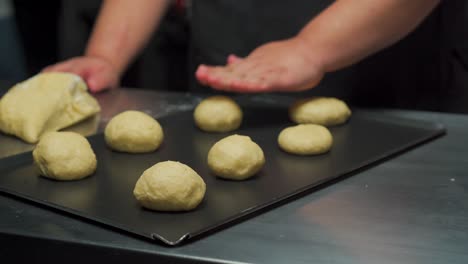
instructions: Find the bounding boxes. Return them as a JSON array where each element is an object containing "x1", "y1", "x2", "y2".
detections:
[{"x1": 189, "y1": 0, "x2": 468, "y2": 112}]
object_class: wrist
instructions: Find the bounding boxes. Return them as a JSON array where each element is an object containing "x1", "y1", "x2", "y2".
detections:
[{"x1": 293, "y1": 34, "x2": 328, "y2": 74}]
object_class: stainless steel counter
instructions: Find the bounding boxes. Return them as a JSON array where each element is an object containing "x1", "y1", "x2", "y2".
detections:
[{"x1": 1, "y1": 89, "x2": 467, "y2": 264}]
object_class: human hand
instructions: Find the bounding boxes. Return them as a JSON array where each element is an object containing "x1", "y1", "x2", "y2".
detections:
[
  {"x1": 43, "y1": 56, "x2": 120, "y2": 93},
  {"x1": 195, "y1": 37, "x2": 325, "y2": 93}
]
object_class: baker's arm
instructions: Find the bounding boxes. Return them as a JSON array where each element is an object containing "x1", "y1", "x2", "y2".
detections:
[
  {"x1": 44, "y1": 0, "x2": 170, "y2": 92},
  {"x1": 196, "y1": 0, "x2": 441, "y2": 92}
]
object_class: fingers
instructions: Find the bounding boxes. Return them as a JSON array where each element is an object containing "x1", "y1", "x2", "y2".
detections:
[
  {"x1": 41, "y1": 57, "x2": 119, "y2": 93},
  {"x1": 198, "y1": 61, "x2": 320, "y2": 93},
  {"x1": 197, "y1": 54, "x2": 242, "y2": 88},
  {"x1": 42, "y1": 60, "x2": 76, "y2": 74},
  {"x1": 197, "y1": 57, "x2": 273, "y2": 93},
  {"x1": 87, "y1": 68, "x2": 119, "y2": 93},
  {"x1": 199, "y1": 38, "x2": 326, "y2": 93},
  {"x1": 87, "y1": 75, "x2": 109, "y2": 93},
  {"x1": 44, "y1": 58, "x2": 89, "y2": 76},
  {"x1": 202, "y1": 65, "x2": 235, "y2": 91},
  {"x1": 195, "y1": 64, "x2": 210, "y2": 86},
  {"x1": 197, "y1": 54, "x2": 261, "y2": 91},
  {"x1": 227, "y1": 54, "x2": 242, "y2": 65}
]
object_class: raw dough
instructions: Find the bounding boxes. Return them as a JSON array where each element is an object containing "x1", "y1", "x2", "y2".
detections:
[
  {"x1": 289, "y1": 97, "x2": 351, "y2": 126},
  {"x1": 133, "y1": 161, "x2": 206, "y2": 211},
  {"x1": 208, "y1": 134, "x2": 265, "y2": 180},
  {"x1": 105, "y1": 110, "x2": 164, "y2": 153},
  {"x1": 0, "y1": 72, "x2": 101, "y2": 143},
  {"x1": 194, "y1": 96, "x2": 242, "y2": 132},
  {"x1": 33, "y1": 131, "x2": 97, "y2": 181},
  {"x1": 278, "y1": 124, "x2": 333, "y2": 155}
]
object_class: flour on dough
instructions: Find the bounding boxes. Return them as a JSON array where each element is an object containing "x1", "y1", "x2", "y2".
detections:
[
  {"x1": 289, "y1": 97, "x2": 351, "y2": 126},
  {"x1": 33, "y1": 131, "x2": 97, "y2": 181},
  {"x1": 208, "y1": 134, "x2": 265, "y2": 180},
  {"x1": 0, "y1": 72, "x2": 100, "y2": 143},
  {"x1": 133, "y1": 161, "x2": 206, "y2": 211},
  {"x1": 194, "y1": 96, "x2": 242, "y2": 132},
  {"x1": 105, "y1": 110, "x2": 164, "y2": 153},
  {"x1": 278, "y1": 124, "x2": 333, "y2": 155}
]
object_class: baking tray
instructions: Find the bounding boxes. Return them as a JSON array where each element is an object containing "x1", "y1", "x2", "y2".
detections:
[{"x1": 0, "y1": 106, "x2": 445, "y2": 246}]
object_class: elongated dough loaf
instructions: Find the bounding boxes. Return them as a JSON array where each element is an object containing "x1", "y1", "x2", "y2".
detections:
[{"x1": 0, "y1": 73, "x2": 100, "y2": 143}]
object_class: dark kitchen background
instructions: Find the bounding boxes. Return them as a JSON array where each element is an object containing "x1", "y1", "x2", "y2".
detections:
[{"x1": 1, "y1": 0, "x2": 467, "y2": 113}]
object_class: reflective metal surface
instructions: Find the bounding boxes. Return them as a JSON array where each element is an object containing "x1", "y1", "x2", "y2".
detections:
[{"x1": 1, "y1": 89, "x2": 467, "y2": 263}]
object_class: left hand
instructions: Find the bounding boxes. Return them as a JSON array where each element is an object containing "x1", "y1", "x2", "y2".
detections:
[{"x1": 195, "y1": 37, "x2": 325, "y2": 93}]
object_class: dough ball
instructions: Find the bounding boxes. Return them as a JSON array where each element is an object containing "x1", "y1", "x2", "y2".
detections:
[
  {"x1": 289, "y1": 97, "x2": 351, "y2": 126},
  {"x1": 278, "y1": 124, "x2": 333, "y2": 155},
  {"x1": 105, "y1": 110, "x2": 164, "y2": 153},
  {"x1": 33, "y1": 132, "x2": 97, "y2": 181},
  {"x1": 133, "y1": 161, "x2": 206, "y2": 211},
  {"x1": 208, "y1": 134, "x2": 265, "y2": 180},
  {"x1": 194, "y1": 96, "x2": 242, "y2": 132},
  {"x1": 0, "y1": 72, "x2": 100, "y2": 143}
]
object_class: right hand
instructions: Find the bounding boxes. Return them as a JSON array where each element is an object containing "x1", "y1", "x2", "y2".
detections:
[
  {"x1": 196, "y1": 37, "x2": 325, "y2": 93},
  {"x1": 43, "y1": 56, "x2": 120, "y2": 93}
]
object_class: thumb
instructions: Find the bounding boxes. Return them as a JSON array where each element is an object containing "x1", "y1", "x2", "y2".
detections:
[
  {"x1": 86, "y1": 75, "x2": 108, "y2": 93},
  {"x1": 86, "y1": 69, "x2": 119, "y2": 93},
  {"x1": 227, "y1": 54, "x2": 243, "y2": 65}
]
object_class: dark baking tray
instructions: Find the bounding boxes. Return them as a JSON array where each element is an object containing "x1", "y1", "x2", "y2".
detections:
[{"x1": 0, "y1": 107, "x2": 445, "y2": 246}]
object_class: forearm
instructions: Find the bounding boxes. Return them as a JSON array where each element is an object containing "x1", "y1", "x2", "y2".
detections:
[
  {"x1": 298, "y1": 0, "x2": 440, "y2": 72},
  {"x1": 85, "y1": 0, "x2": 170, "y2": 75}
]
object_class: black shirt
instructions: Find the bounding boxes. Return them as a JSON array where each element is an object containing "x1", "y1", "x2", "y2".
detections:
[{"x1": 189, "y1": 0, "x2": 459, "y2": 112}]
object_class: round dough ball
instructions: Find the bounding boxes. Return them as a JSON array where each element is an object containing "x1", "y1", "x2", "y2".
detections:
[
  {"x1": 289, "y1": 97, "x2": 351, "y2": 126},
  {"x1": 133, "y1": 161, "x2": 206, "y2": 211},
  {"x1": 33, "y1": 131, "x2": 97, "y2": 180},
  {"x1": 105, "y1": 110, "x2": 164, "y2": 153},
  {"x1": 194, "y1": 96, "x2": 242, "y2": 132},
  {"x1": 208, "y1": 134, "x2": 265, "y2": 180},
  {"x1": 278, "y1": 124, "x2": 333, "y2": 155}
]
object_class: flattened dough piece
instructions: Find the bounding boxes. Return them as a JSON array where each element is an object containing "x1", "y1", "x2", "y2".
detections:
[
  {"x1": 33, "y1": 132, "x2": 97, "y2": 181},
  {"x1": 278, "y1": 124, "x2": 333, "y2": 155},
  {"x1": 194, "y1": 95, "x2": 242, "y2": 132},
  {"x1": 133, "y1": 161, "x2": 206, "y2": 211},
  {"x1": 0, "y1": 72, "x2": 100, "y2": 143},
  {"x1": 289, "y1": 97, "x2": 351, "y2": 126},
  {"x1": 104, "y1": 110, "x2": 164, "y2": 153},
  {"x1": 208, "y1": 134, "x2": 265, "y2": 180}
]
